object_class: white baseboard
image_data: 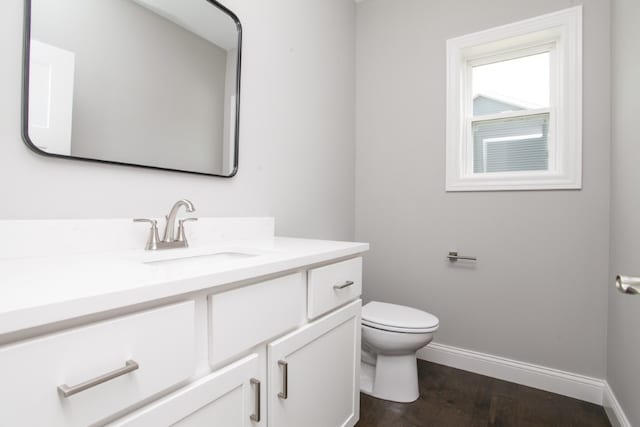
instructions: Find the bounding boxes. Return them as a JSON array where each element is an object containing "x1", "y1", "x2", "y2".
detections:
[
  {"x1": 417, "y1": 343, "x2": 604, "y2": 405},
  {"x1": 603, "y1": 382, "x2": 632, "y2": 427}
]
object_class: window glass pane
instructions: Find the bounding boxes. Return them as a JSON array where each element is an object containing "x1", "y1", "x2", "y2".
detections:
[
  {"x1": 472, "y1": 52, "x2": 550, "y2": 115},
  {"x1": 472, "y1": 113, "x2": 549, "y2": 173}
]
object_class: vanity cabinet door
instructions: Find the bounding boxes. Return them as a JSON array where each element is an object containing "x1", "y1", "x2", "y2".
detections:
[
  {"x1": 268, "y1": 300, "x2": 361, "y2": 427},
  {"x1": 109, "y1": 354, "x2": 262, "y2": 427}
]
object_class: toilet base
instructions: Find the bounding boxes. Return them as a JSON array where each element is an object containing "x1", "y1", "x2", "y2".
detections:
[{"x1": 360, "y1": 353, "x2": 419, "y2": 403}]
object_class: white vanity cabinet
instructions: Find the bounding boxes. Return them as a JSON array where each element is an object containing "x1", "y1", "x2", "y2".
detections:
[
  {"x1": 268, "y1": 301, "x2": 361, "y2": 427},
  {"x1": 0, "y1": 232, "x2": 366, "y2": 427},
  {"x1": 109, "y1": 259, "x2": 363, "y2": 427}
]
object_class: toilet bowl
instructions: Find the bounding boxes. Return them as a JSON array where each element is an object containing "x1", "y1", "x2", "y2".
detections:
[{"x1": 360, "y1": 301, "x2": 439, "y2": 403}]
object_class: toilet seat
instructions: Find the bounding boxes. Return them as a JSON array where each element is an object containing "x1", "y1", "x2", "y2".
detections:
[
  {"x1": 362, "y1": 301, "x2": 439, "y2": 334},
  {"x1": 362, "y1": 319, "x2": 438, "y2": 334}
]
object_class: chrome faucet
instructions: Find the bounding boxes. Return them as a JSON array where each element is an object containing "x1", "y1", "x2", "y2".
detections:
[
  {"x1": 134, "y1": 199, "x2": 198, "y2": 250},
  {"x1": 163, "y1": 199, "x2": 195, "y2": 243}
]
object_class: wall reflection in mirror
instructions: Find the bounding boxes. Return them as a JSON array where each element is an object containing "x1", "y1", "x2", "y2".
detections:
[{"x1": 24, "y1": 0, "x2": 241, "y2": 176}]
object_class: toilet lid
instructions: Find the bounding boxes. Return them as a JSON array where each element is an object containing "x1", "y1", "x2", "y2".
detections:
[{"x1": 362, "y1": 301, "x2": 439, "y2": 332}]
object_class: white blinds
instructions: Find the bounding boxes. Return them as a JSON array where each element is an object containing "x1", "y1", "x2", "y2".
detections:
[{"x1": 472, "y1": 113, "x2": 549, "y2": 174}]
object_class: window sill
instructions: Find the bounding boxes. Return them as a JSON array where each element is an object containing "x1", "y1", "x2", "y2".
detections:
[{"x1": 445, "y1": 173, "x2": 582, "y2": 192}]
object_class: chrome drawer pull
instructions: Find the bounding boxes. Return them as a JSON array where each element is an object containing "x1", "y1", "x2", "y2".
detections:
[
  {"x1": 333, "y1": 280, "x2": 355, "y2": 290},
  {"x1": 278, "y1": 360, "x2": 288, "y2": 399},
  {"x1": 58, "y1": 359, "x2": 139, "y2": 398},
  {"x1": 250, "y1": 378, "x2": 261, "y2": 422}
]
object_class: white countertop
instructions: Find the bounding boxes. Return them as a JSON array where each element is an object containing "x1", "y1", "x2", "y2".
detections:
[{"x1": 0, "y1": 237, "x2": 369, "y2": 336}]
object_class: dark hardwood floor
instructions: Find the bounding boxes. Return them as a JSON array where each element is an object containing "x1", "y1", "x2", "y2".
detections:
[{"x1": 357, "y1": 360, "x2": 611, "y2": 427}]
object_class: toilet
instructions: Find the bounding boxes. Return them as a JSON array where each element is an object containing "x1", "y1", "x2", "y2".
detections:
[{"x1": 360, "y1": 301, "x2": 439, "y2": 403}]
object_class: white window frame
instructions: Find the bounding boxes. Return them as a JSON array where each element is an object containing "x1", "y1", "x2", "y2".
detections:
[{"x1": 445, "y1": 6, "x2": 582, "y2": 191}]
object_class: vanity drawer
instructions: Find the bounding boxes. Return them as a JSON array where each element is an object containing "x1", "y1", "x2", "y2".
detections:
[
  {"x1": 308, "y1": 257, "x2": 362, "y2": 319},
  {"x1": 0, "y1": 301, "x2": 196, "y2": 427},
  {"x1": 208, "y1": 272, "x2": 306, "y2": 366}
]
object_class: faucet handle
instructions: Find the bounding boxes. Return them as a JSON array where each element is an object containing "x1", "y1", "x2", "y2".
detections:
[
  {"x1": 133, "y1": 218, "x2": 160, "y2": 251},
  {"x1": 177, "y1": 218, "x2": 198, "y2": 244}
]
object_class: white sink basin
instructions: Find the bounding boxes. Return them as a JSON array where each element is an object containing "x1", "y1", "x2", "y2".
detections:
[{"x1": 143, "y1": 251, "x2": 257, "y2": 267}]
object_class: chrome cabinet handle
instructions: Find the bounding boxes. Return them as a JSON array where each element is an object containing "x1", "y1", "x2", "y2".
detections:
[
  {"x1": 250, "y1": 378, "x2": 261, "y2": 422},
  {"x1": 58, "y1": 360, "x2": 139, "y2": 398},
  {"x1": 616, "y1": 275, "x2": 640, "y2": 295},
  {"x1": 333, "y1": 280, "x2": 355, "y2": 290},
  {"x1": 447, "y1": 251, "x2": 477, "y2": 262},
  {"x1": 278, "y1": 360, "x2": 288, "y2": 399}
]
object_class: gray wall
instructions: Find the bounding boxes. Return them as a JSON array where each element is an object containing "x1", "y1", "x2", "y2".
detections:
[
  {"x1": 31, "y1": 0, "x2": 228, "y2": 174},
  {"x1": 608, "y1": 0, "x2": 640, "y2": 424},
  {"x1": 0, "y1": 0, "x2": 356, "y2": 241},
  {"x1": 355, "y1": 0, "x2": 610, "y2": 377}
]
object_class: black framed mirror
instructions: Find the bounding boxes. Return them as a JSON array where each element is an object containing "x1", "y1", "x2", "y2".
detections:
[{"x1": 22, "y1": 0, "x2": 242, "y2": 177}]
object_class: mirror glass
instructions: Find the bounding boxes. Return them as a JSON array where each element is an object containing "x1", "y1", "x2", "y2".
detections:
[{"x1": 24, "y1": 0, "x2": 241, "y2": 176}]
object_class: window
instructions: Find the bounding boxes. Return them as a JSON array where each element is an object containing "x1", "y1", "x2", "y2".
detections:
[{"x1": 446, "y1": 7, "x2": 582, "y2": 191}]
